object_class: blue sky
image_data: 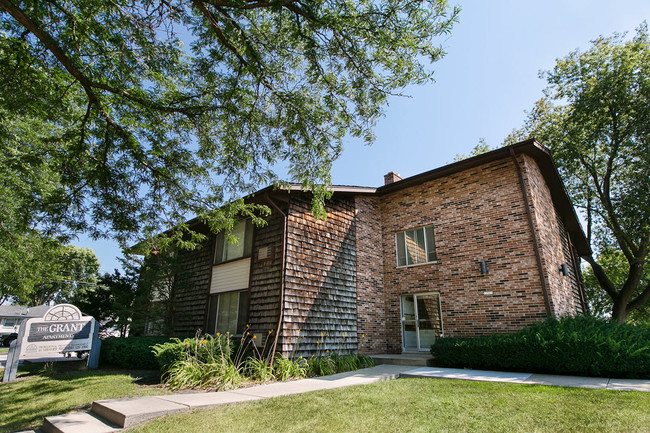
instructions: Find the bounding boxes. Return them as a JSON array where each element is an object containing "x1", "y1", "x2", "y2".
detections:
[{"x1": 79, "y1": 0, "x2": 650, "y2": 273}]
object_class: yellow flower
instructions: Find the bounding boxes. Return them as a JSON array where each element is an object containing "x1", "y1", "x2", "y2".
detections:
[
  {"x1": 320, "y1": 332, "x2": 325, "y2": 337},
  {"x1": 184, "y1": 341, "x2": 189, "y2": 346},
  {"x1": 253, "y1": 335, "x2": 257, "y2": 339},
  {"x1": 326, "y1": 350, "x2": 329, "y2": 353},
  {"x1": 297, "y1": 329, "x2": 301, "y2": 334},
  {"x1": 201, "y1": 340, "x2": 207, "y2": 345},
  {"x1": 317, "y1": 341, "x2": 320, "y2": 344},
  {"x1": 269, "y1": 329, "x2": 273, "y2": 334},
  {"x1": 226, "y1": 331, "x2": 230, "y2": 335},
  {"x1": 246, "y1": 332, "x2": 250, "y2": 336},
  {"x1": 216, "y1": 333, "x2": 220, "y2": 337},
  {"x1": 344, "y1": 333, "x2": 347, "y2": 337}
]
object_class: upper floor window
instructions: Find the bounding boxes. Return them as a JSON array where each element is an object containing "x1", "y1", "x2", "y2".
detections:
[
  {"x1": 214, "y1": 219, "x2": 253, "y2": 264},
  {"x1": 395, "y1": 225, "x2": 437, "y2": 267}
]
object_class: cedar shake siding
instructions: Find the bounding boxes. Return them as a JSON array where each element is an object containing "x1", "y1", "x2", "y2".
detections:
[
  {"x1": 170, "y1": 226, "x2": 214, "y2": 336},
  {"x1": 282, "y1": 195, "x2": 357, "y2": 356},
  {"x1": 248, "y1": 203, "x2": 286, "y2": 349}
]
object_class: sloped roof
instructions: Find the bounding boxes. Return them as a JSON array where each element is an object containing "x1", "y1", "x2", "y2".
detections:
[
  {"x1": 0, "y1": 304, "x2": 51, "y2": 319},
  {"x1": 376, "y1": 139, "x2": 591, "y2": 257}
]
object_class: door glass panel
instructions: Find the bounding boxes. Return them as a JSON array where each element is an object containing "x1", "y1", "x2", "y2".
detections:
[
  {"x1": 401, "y1": 295, "x2": 417, "y2": 349},
  {"x1": 418, "y1": 320, "x2": 436, "y2": 348}
]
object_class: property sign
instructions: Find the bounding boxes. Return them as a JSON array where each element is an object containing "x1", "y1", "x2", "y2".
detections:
[
  {"x1": 2, "y1": 304, "x2": 101, "y2": 383},
  {"x1": 20, "y1": 304, "x2": 95, "y2": 358}
]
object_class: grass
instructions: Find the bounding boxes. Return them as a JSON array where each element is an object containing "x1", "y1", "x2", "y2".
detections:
[
  {"x1": 0, "y1": 348, "x2": 8, "y2": 353},
  {"x1": 130, "y1": 378, "x2": 650, "y2": 433},
  {"x1": 0, "y1": 362, "x2": 168, "y2": 432}
]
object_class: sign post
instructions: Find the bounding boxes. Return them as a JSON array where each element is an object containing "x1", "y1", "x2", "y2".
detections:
[
  {"x1": 2, "y1": 304, "x2": 99, "y2": 383},
  {"x1": 2, "y1": 320, "x2": 25, "y2": 383}
]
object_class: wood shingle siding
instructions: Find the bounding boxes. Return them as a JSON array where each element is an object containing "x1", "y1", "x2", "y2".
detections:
[
  {"x1": 282, "y1": 196, "x2": 357, "y2": 356},
  {"x1": 170, "y1": 227, "x2": 214, "y2": 336},
  {"x1": 248, "y1": 205, "x2": 285, "y2": 347}
]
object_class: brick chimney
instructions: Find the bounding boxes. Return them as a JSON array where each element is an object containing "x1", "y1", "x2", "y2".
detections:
[{"x1": 384, "y1": 171, "x2": 403, "y2": 185}]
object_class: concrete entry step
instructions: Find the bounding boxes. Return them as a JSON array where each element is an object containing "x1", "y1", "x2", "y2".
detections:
[
  {"x1": 371, "y1": 353, "x2": 435, "y2": 367},
  {"x1": 91, "y1": 396, "x2": 189, "y2": 429},
  {"x1": 43, "y1": 411, "x2": 120, "y2": 433}
]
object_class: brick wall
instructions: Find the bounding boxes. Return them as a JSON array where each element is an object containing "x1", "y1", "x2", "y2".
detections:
[
  {"x1": 354, "y1": 196, "x2": 387, "y2": 354},
  {"x1": 376, "y1": 158, "x2": 549, "y2": 353},
  {"x1": 520, "y1": 155, "x2": 585, "y2": 316},
  {"x1": 282, "y1": 195, "x2": 357, "y2": 357}
]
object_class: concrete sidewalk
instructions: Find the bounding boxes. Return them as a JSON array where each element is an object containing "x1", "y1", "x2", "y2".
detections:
[
  {"x1": 400, "y1": 367, "x2": 650, "y2": 392},
  {"x1": 40, "y1": 364, "x2": 411, "y2": 433},
  {"x1": 34, "y1": 364, "x2": 650, "y2": 433}
]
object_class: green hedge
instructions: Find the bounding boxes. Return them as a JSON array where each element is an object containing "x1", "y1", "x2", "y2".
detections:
[
  {"x1": 431, "y1": 316, "x2": 650, "y2": 379},
  {"x1": 99, "y1": 336, "x2": 178, "y2": 370}
]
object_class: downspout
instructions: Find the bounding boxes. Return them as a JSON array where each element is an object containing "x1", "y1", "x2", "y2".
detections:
[
  {"x1": 510, "y1": 149, "x2": 553, "y2": 317},
  {"x1": 264, "y1": 194, "x2": 288, "y2": 366}
]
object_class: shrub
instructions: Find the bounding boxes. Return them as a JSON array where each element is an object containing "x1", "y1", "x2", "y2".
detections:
[
  {"x1": 273, "y1": 355, "x2": 308, "y2": 381},
  {"x1": 431, "y1": 316, "x2": 650, "y2": 379},
  {"x1": 151, "y1": 334, "x2": 232, "y2": 372},
  {"x1": 163, "y1": 357, "x2": 243, "y2": 391},
  {"x1": 99, "y1": 336, "x2": 176, "y2": 370}
]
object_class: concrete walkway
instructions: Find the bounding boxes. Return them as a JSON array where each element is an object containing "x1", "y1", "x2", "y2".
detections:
[
  {"x1": 400, "y1": 367, "x2": 650, "y2": 392},
  {"x1": 32, "y1": 365, "x2": 650, "y2": 433}
]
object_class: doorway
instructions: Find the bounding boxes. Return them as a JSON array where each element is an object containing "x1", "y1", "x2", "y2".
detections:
[{"x1": 400, "y1": 293, "x2": 443, "y2": 352}]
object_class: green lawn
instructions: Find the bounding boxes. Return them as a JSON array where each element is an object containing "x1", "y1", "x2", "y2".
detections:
[
  {"x1": 131, "y1": 378, "x2": 650, "y2": 433},
  {"x1": 0, "y1": 363, "x2": 168, "y2": 432},
  {"x1": 0, "y1": 348, "x2": 8, "y2": 353}
]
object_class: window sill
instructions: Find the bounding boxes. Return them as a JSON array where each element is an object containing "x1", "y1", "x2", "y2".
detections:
[{"x1": 396, "y1": 260, "x2": 438, "y2": 269}]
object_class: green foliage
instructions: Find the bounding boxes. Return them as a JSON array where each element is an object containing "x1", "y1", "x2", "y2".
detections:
[
  {"x1": 0, "y1": 0, "x2": 459, "y2": 251},
  {"x1": 583, "y1": 249, "x2": 650, "y2": 322},
  {"x1": 152, "y1": 334, "x2": 232, "y2": 372},
  {"x1": 505, "y1": 23, "x2": 650, "y2": 321},
  {"x1": 431, "y1": 316, "x2": 650, "y2": 378},
  {"x1": 0, "y1": 240, "x2": 100, "y2": 306},
  {"x1": 453, "y1": 138, "x2": 494, "y2": 162},
  {"x1": 273, "y1": 355, "x2": 308, "y2": 382},
  {"x1": 100, "y1": 336, "x2": 177, "y2": 370},
  {"x1": 152, "y1": 332, "x2": 372, "y2": 390}
]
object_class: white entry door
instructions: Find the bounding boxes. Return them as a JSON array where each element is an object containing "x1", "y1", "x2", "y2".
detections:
[{"x1": 400, "y1": 293, "x2": 442, "y2": 352}]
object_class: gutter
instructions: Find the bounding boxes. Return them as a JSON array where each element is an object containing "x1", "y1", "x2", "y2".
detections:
[{"x1": 510, "y1": 148, "x2": 553, "y2": 317}]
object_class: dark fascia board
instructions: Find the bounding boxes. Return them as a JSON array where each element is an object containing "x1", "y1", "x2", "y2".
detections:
[
  {"x1": 377, "y1": 139, "x2": 591, "y2": 257},
  {"x1": 139, "y1": 184, "x2": 376, "y2": 245}
]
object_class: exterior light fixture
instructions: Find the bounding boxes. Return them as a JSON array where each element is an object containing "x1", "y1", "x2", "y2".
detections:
[
  {"x1": 479, "y1": 261, "x2": 488, "y2": 275},
  {"x1": 560, "y1": 264, "x2": 569, "y2": 276}
]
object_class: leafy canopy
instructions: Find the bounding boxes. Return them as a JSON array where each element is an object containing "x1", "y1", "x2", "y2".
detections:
[
  {"x1": 506, "y1": 23, "x2": 650, "y2": 321},
  {"x1": 0, "y1": 0, "x2": 459, "y2": 250}
]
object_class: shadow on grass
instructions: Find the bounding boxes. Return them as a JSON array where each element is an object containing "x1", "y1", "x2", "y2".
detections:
[{"x1": 0, "y1": 363, "x2": 164, "y2": 433}]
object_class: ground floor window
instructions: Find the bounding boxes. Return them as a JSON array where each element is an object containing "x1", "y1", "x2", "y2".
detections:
[{"x1": 207, "y1": 289, "x2": 249, "y2": 335}]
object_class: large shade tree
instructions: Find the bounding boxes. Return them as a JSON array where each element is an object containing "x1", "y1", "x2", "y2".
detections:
[
  {"x1": 506, "y1": 24, "x2": 650, "y2": 322},
  {"x1": 0, "y1": 0, "x2": 459, "y2": 252}
]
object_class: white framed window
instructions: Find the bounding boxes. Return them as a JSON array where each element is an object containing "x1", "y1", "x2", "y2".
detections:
[
  {"x1": 214, "y1": 220, "x2": 253, "y2": 264},
  {"x1": 395, "y1": 225, "x2": 437, "y2": 267},
  {"x1": 2, "y1": 319, "x2": 16, "y2": 327},
  {"x1": 207, "y1": 289, "x2": 249, "y2": 335}
]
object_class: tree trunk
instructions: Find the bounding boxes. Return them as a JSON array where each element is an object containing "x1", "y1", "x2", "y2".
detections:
[{"x1": 611, "y1": 298, "x2": 628, "y2": 323}]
